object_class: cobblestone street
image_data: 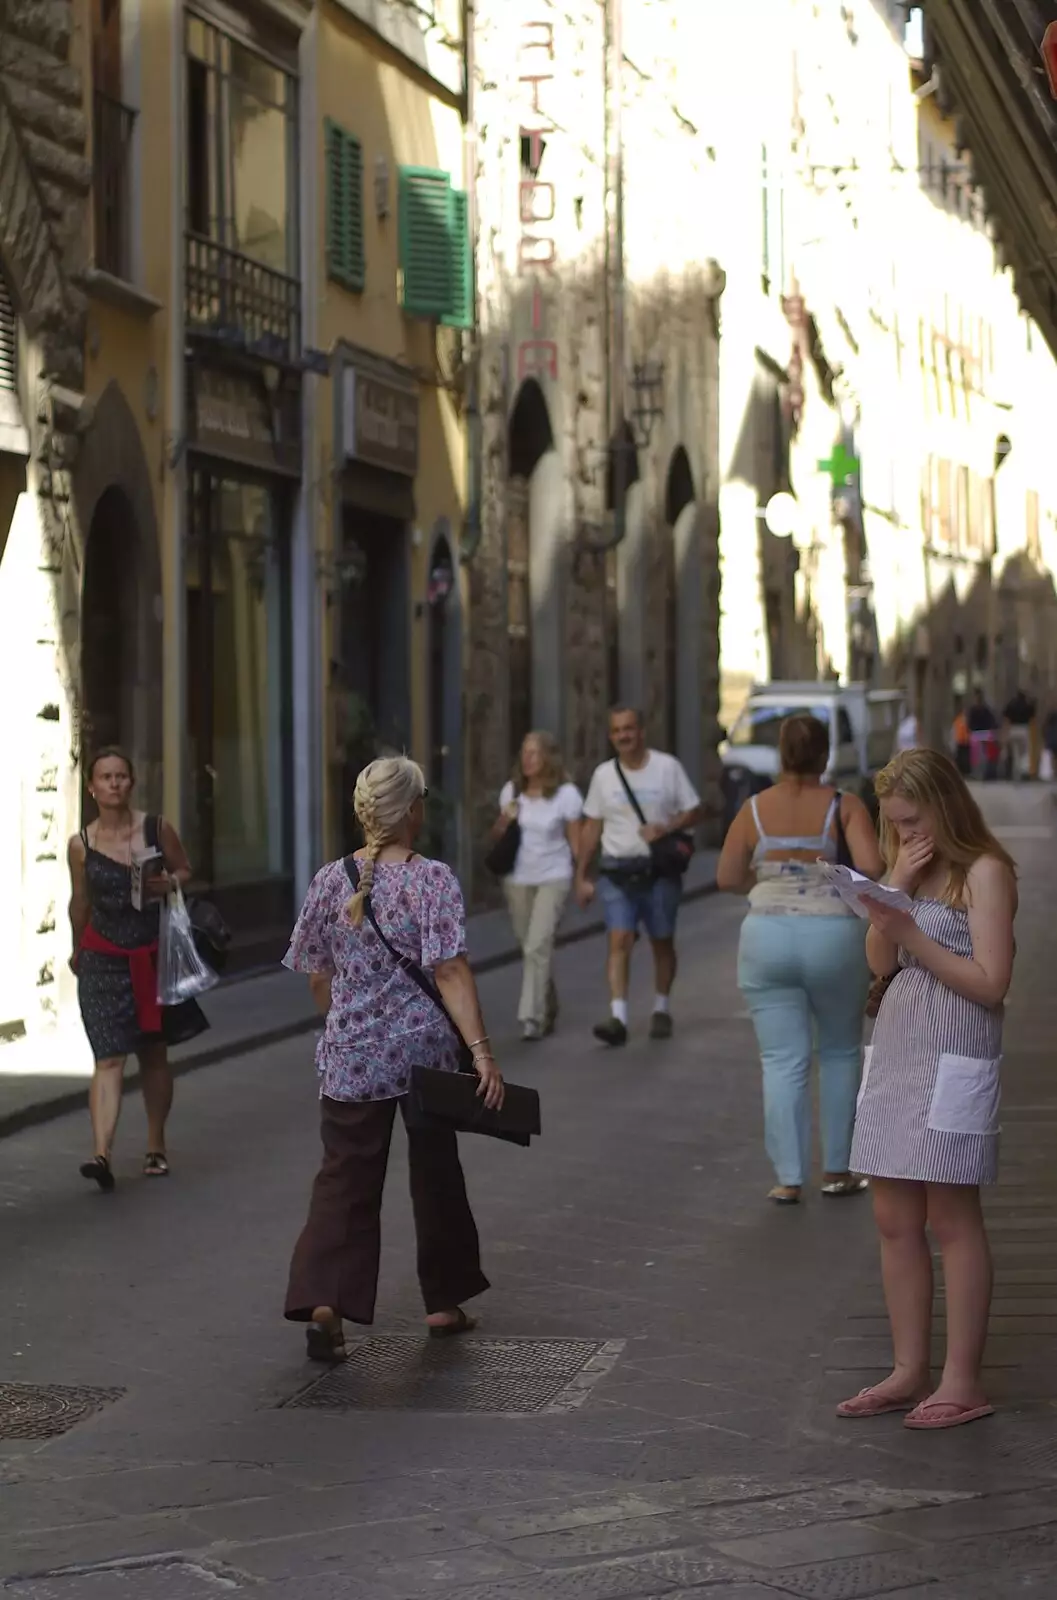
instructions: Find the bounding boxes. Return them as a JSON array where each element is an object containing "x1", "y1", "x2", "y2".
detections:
[{"x1": 2, "y1": 786, "x2": 1056, "y2": 1599}]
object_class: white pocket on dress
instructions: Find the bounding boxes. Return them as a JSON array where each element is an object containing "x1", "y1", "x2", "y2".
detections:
[
  {"x1": 926, "y1": 1053, "x2": 1002, "y2": 1136},
  {"x1": 856, "y1": 1045, "x2": 874, "y2": 1109}
]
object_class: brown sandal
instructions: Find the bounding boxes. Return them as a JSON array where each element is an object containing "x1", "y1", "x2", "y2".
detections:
[{"x1": 305, "y1": 1319, "x2": 347, "y2": 1363}]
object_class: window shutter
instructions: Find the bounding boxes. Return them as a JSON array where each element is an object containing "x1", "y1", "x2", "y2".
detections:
[
  {"x1": 325, "y1": 120, "x2": 365, "y2": 293},
  {"x1": 441, "y1": 188, "x2": 473, "y2": 329},
  {"x1": 0, "y1": 275, "x2": 16, "y2": 395},
  {"x1": 399, "y1": 167, "x2": 454, "y2": 317}
]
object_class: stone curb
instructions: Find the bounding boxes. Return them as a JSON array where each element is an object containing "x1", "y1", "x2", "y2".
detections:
[{"x1": 0, "y1": 878, "x2": 717, "y2": 1143}]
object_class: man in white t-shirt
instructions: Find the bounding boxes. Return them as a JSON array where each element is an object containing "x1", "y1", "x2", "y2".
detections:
[{"x1": 575, "y1": 706, "x2": 702, "y2": 1046}]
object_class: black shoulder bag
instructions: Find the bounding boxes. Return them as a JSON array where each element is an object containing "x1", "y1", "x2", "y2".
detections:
[
  {"x1": 612, "y1": 760, "x2": 695, "y2": 879},
  {"x1": 343, "y1": 857, "x2": 540, "y2": 1147},
  {"x1": 484, "y1": 791, "x2": 521, "y2": 878},
  {"x1": 832, "y1": 792, "x2": 854, "y2": 869}
]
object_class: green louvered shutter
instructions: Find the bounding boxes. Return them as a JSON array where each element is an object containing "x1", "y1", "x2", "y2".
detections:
[
  {"x1": 325, "y1": 120, "x2": 365, "y2": 292},
  {"x1": 399, "y1": 167, "x2": 454, "y2": 317},
  {"x1": 441, "y1": 188, "x2": 473, "y2": 329}
]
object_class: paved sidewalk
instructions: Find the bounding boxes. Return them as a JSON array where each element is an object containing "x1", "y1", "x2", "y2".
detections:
[
  {"x1": 0, "y1": 853, "x2": 718, "y2": 1139},
  {"x1": 1, "y1": 795, "x2": 1055, "y2": 1600}
]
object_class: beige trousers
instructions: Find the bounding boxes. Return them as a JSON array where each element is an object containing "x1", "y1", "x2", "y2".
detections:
[{"x1": 503, "y1": 880, "x2": 570, "y2": 1026}]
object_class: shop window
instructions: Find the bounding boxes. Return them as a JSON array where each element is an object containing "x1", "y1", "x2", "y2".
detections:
[
  {"x1": 397, "y1": 167, "x2": 473, "y2": 327},
  {"x1": 186, "y1": 473, "x2": 292, "y2": 892},
  {"x1": 325, "y1": 120, "x2": 365, "y2": 292}
]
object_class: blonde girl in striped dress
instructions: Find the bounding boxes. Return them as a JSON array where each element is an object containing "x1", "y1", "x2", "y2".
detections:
[{"x1": 840, "y1": 749, "x2": 1017, "y2": 1432}]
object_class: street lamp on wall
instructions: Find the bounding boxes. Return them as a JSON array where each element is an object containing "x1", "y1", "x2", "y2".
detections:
[{"x1": 628, "y1": 359, "x2": 665, "y2": 447}]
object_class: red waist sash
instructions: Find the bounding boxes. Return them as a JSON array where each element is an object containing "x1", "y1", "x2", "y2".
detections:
[{"x1": 79, "y1": 925, "x2": 162, "y2": 1034}]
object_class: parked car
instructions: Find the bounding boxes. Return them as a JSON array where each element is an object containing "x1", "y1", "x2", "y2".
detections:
[{"x1": 719, "y1": 681, "x2": 905, "y2": 836}]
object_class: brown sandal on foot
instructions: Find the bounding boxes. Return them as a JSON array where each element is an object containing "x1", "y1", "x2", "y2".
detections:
[
  {"x1": 305, "y1": 1319, "x2": 347, "y2": 1363},
  {"x1": 428, "y1": 1309, "x2": 477, "y2": 1340}
]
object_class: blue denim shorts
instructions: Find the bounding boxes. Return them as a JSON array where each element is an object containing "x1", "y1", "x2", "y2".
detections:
[{"x1": 597, "y1": 867, "x2": 683, "y2": 939}]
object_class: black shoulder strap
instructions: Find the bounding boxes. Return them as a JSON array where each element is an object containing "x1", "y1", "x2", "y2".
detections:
[
  {"x1": 613, "y1": 758, "x2": 647, "y2": 826},
  {"x1": 342, "y1": 855, "x2": 451, "y2": 1020},
  {"x1": 145, "y1": 814, "x2": 160, "y2": 850}
]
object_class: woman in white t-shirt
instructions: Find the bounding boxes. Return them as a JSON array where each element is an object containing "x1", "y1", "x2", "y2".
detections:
[{"x1": 493, "y1": 732, "x2": 583, "y2": 1040}]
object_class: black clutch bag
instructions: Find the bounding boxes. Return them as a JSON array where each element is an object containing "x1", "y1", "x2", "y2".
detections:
[
  {"x1": 407, "y1": 1066, "x2": 541, "y2": 1148},
  {"x1": 344, "y1": 856, "x2": 541, "y2": 1147}
]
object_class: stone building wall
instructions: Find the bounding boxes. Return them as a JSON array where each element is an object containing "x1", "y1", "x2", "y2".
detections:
[
  {"x1": 465, "y1": 0, "x2": 724, "y2": 899},
  {"x1": 0, "y1": 0, "x2": 91, "y2": 1032}
]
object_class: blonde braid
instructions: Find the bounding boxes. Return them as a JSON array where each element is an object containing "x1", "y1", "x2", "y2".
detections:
[{"x1": 345, "y1": 757, "x2": 426, "y2": 925}]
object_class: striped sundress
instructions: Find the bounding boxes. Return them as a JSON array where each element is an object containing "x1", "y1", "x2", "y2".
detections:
[{"x1": 851, "y1": 898, "x2": 1002, "y2": 1186}]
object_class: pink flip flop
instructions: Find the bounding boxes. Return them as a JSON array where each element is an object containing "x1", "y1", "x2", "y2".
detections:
[
  {"x1": 837, "y1": 1386, "x2": 930, "y2": 1419},
  {"x1": 904, "y1": 1400, "x2": 995, "y2": 1431}
]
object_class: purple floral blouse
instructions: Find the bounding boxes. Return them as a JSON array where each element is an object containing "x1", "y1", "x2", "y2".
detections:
[{"x1": 284, "y1": 856, "x2": 467, "y2": 1102}]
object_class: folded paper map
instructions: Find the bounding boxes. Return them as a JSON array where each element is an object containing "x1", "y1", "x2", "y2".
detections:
[{"x1": 818, "y1": 863, "x2": 914, "y2": 920}]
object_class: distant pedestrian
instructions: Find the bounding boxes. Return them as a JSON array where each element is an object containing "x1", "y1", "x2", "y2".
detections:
[
  {"x1": 895, "y1": 705, "x2": 922, "y2": 753},
  {"x1": 68, "y1": 747, "x2": 206, "y2": 1191},
  {"x1": 1041, "y1": 707, "x2": 1057, "y2": 782},
  {"x1": 575, "y1": 707, "x2": 702, "y2": 1045},
  {"x1": 283, "y1": 757, "x2": 503, "y2": 1362},
  {"x1": 840, "y1": 748, "x2": 1017, "y2": 1431},
  {"x1": 717, "y1": 714, "x2": 885, "y2": 1204},
  {"x1": 950, "y1": 699, "x2": 971, "y2": 777},
  {"x1": 492, "y1": 732, "x2": 582, "y2": 1041},
  {"x1": 967, "y1": 689, "x2": 999, "y2": 780},
  {"x1": 1003, "y1": 687, "x2": 1036, "y2": 782}
]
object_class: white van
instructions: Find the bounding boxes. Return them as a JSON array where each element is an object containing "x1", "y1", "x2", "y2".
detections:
[{"x1": 719, "y1": 681, "x2": 905, "y2": 831}]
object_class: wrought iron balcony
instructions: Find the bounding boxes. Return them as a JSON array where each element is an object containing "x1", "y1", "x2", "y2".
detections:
[
  {"x1": 185, "y1": 233, "x2": 301, "y2": 364},
  {"x1": 93, "y1": 91, "x2": 136, "y2": 279}
]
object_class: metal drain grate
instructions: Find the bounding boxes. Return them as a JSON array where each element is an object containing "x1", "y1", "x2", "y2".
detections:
[
  {"x1": 284, "y1": 1336, "x2": 623, "y2": 1414},
  {"x1": 0, "y1": 1382, "x2": 124, "y2": 1440}
]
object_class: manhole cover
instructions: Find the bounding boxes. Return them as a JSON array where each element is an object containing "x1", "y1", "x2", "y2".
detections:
[
  {"x1": 0, "y1": 1383, "x2": 124, "y2": 1440},
  {"x1": 283, "y1": 1336, "x2": 623, "y2": 1414}
]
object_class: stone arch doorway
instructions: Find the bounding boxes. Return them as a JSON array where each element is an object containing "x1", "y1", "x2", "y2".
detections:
[
  {"x1": 507, "y1": 378, "x2": 562, "y2": 756},
  {"x1": 73, "y1": 381, "x2": 163, "y2": 818},
  {"x1": 663, "y1": 445, "x2": 705, "y2": 789},
  {"x1": 425, "y1": 522, "x2": 461, "y2": 859}
]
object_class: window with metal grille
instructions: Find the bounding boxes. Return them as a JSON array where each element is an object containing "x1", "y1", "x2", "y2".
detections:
[
  {"x1": 397, "y1": 167, "x2": 472, "y2": 327},
  {"x1": 0, "y1": 275, "x2": 16, "y2": 396},
  {"x1": 325, "y1": 120, "x2": 365, "y2": 292}
]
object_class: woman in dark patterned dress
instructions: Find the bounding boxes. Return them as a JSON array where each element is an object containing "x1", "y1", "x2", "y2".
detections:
[
  {"x1": 840, "y1": 749, "x2": 1017, "y2": 1431},
  {"x1": 68, "y1": 747, "x2": 205, "y2": 1191},
  {"x1": 284, "y1": 756, "x2": 504, "y2": 1362}
]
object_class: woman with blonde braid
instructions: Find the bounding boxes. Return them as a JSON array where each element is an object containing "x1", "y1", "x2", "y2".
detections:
[{"x1": 283, "y1": 757, "x2": 503, "y2": 1361}]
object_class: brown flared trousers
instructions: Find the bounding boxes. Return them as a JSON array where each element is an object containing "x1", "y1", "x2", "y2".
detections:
[{"x1": 284, "y1": 1095, "x2": 489, "y2": 1326}]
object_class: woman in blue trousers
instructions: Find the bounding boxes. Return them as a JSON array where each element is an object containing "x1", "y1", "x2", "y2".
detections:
[{"x1": 717, "y1": 714, "x2": 884, "y2": 1204}]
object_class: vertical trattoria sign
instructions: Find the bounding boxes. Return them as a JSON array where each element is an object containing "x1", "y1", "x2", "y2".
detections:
[{"x1": 517, "y1": 17, "x2": 559, "y2": 382}]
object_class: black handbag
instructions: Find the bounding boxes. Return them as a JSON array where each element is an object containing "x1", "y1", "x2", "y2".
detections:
[
  {"x1": 833, "y1": 792, "x2": 854, "y2": 869},
  {"x1": 484, "y1": 795, "x2": 521, "y2": 878},
  {"x1": 612, "y1": 759, "x2": 694, "y2": 879},
  {"x1": 343, "y1": 857, "x2": 541, "y2": 1147}
]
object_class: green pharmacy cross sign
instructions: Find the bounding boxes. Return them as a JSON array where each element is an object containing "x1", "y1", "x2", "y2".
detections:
[{"x1": 818, "y1": 444, "x2": 859, "y2": 486}]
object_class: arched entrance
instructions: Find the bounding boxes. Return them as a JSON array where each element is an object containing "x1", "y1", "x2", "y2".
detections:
[
  {"x1": 425, "y1": 525, "x2": 460, "y2": 859},
  {"x1": 663, "y1": 447, "x2": 696, "y2": 753},
  {"x1": 81, "y1": 486, "x2": 139, "y2": 764},
  {"x1": 73, "y1": 381, "x2": 164, "y2": 820},
  {"x1": 508, "y1": 378, "x2": 561, "y2": 755}
]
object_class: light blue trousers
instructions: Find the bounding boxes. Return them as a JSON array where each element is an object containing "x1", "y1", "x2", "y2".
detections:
[{"x1": 738, "y1": 913, "x2": 870, "y2": 1187}]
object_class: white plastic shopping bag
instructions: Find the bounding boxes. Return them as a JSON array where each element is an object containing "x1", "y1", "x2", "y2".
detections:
[
  {"x1": 1040, "y1": 748, "x2": 1054, "y2": 783},
  {"x1": 157, "y1": 885, "x2": 219, "y2": 1005}
]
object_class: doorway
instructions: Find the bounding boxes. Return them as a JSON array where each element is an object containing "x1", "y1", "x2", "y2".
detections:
[
  {"x1": 336, "y1": 506, "x2": 410, "y2": 849},
  {"x1": 185, "y1": 468, "x2": 293, "y2": 954},
  {"x1": 81, "y1": 486, "x2": 140, "y2": 809}
]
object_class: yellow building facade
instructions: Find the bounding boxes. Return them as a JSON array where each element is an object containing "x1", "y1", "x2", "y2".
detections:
[{"x1": 0, "y1": 0, "x2": 470, "y2": 1057}]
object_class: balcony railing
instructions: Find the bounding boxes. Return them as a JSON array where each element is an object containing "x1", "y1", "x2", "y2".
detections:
[
  {"x1": 185, "y1": 233, "x2": 301, "y2": 364},
  {"x1": 93, "y1": 91, "x2": 136, "y2": 280}
]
